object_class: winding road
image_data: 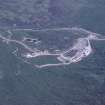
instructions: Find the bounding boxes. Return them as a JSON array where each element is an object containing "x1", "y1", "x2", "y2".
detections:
[{"x1": 0, "y1": 27, "x2": 105, "y2": 68}]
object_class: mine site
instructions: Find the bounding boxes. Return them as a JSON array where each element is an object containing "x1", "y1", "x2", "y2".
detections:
[{"x1": 0, "y1": 27, "x2": 105, "y2": 68}]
